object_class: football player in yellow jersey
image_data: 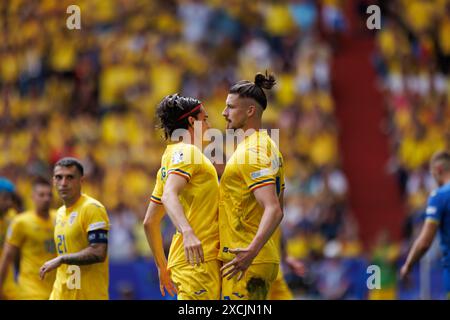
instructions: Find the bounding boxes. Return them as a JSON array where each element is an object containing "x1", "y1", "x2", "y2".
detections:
[
  {"x1": 39, "y1": 158, "x2": 110, "y2": 300},
  {"x1": 0, "y1": 177, "x2": 56, "y2": 300},
  {"x1": 219, "y1": 72, "x2": 284, "y2": 300},
  {"x1": 0, "y1": 177, "x2": 18, "y2": 300},
  {"x1": 143, "y1": 94, "x2": 221, "y2": 300}
]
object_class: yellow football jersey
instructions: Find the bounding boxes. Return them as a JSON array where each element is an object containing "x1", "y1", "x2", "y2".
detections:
[
  {"x1": 50, "y1": 194, "x2": 110, "y2": 300},
  {"x1": 151, "y1": 142, "x2": 220, "y2": 269},
  {"x1": 218, "y1": 130, "x2": 285, "y2": 264},
  {"x1": 6, "y1": 210, "x2": 57, "y2": 299},
  {"x1": 0, "y1": 209, "x2": 18, "y2": 299}
]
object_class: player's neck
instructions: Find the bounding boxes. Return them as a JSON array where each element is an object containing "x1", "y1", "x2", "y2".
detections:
[
  {"x1": 441, "y1": 175, "x2": 450, "y2": 187},
  {"x1": 36, "y1": 209, "x2": 50, "y2": 220},
  {"x1": 64, "y1": 193, "x2": 82, "y2": 209},
  {"x1": 172, "y1": 130, "x2": 203, "y2": 147},
  {"x1": 242, "y1": 118, "x2": 262, "y2": 132}
]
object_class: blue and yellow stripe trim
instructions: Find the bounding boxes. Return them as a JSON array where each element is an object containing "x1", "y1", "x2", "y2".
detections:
[
  {"x1": 248, "y1": 178, "x2": 275, "y2": 192},
  {"x1": 150, "y1": 195, "x2": 162, "y2": 205},
  {"x1": 167, "y1": 168, "x2": 191, "y2": 181},
  {"x1": 425, "y1": 217, "x2": 440, "y2": 224}
]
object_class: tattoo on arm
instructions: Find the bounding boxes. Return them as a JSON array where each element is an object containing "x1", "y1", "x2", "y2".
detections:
[{"x1": 61, "y1": 245, "x2": 106, "y2": 265}]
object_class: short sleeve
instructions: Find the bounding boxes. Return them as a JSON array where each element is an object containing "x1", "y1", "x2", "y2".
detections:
[
  {"x1": 239, "y1": 144, "x2": 282, "y2": 193},
  {"x1": 82, "y1": 203, "x2": 110, "y2": 233},
  {"x1": 166, "y1": 144, "x2": 200, "y2": 182},
  {"x1": 6, "y1": 218, "x2": 25, "y2": 248},
  {"x1": 150, "y1": 168, "x2": 163, "y2": 205},
  {"x1": 424, "y1": 191, "x2": 443, "y2": 224}
]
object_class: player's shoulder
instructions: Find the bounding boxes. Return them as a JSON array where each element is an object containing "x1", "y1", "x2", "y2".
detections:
[
  {"x1": 176, "y1": 142, "x2": 203, "y2": 156},
  {"x1": 168, "y1": 142, "x2": 204, "y2": 165},
  {"x1": 430, "y1": 183, "x2": 450, "y2": 202},
  {"x1": 9, "y1": 211, "x2": 28, "y2": 226},
  {"x1": 5, "y1": 208, "x2": 17, "y2": 220},
  {"x1": 246, "y1": 130, "x2": 280, "y2": 152},
  {"x1": 13, "y1": 210, "x2": 34, "y2": 223},
  {"x1": 434, "y1": 182, "x2": 450, "y2": 195},
  {"x1": 80, "y1": 194, "x2": 106, "y2": 211}
]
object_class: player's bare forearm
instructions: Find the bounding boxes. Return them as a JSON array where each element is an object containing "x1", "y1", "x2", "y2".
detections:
[
  {"x1": 162, "y1": 174, "x2": 204, "y2": 265},
  {"x1": 404, "y1": 242, "x2": 428, "y2": 270},
  {"x1": 143, "y1": 201, "x2": 168, "y2": 269},
  {"x1": 248, "y1": 202, "x2": 283, "y2": 255},
  {"x1": 247, "y1": 185, "x2": 283, "y2": 256},
  {"x1": 403, "y1": 220, "x2": 438, "y2": 272},
  {"x1": 162, "y1": 191, "x2": 193, "y2": 234},
  {"x1": 161, "y1": 174, "x2": 194, "y2": 235},
  {"x1": 61, "y1": 243, "x2": 107, "y2": 265},
  {"x1": 221, "y1": 192, "x2": 283, "y2": 280}
]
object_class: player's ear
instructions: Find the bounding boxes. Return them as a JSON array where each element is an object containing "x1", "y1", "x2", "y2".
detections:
[
  {"x1": 187, "y1": 115, "x2": 196, "y2": 127},
  {"x1": 247, "y1": 105, "x2": 256, "y2": 117},
  {"x1": 435, "y1": 164, "x2": 443, "y2": 176}
]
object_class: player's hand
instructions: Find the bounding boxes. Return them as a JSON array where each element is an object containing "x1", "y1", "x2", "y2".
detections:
[
  {"x1": 399, "y1": 264, "x2": 411, "y2": 281},
  {"x1": 39, "y1": 256, "x2": 63, "y2": 280},
  {"x1": 220, "y1": 247, "x2": 257, "y2": 281},
  {"x1": 285, "y1": 256, "x2": 307, "y2": 277},
  {"x1": 157, "y1": 267, "x2": 178, "y2": 297},
  {"x1": 182, "y1": 229, "x2": 204, "y2": 266}
]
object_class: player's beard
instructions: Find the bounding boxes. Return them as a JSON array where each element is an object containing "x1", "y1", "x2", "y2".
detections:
[{"x1": 227, "y1": 117, "x2": 246, "y2": 130}]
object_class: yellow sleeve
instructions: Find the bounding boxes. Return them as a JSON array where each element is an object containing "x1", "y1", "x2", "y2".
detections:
[
  {"x1": 6, "y1": 217, "x2": 24, "y2": 248},
  {"x1": 166, "y1": 144, "x2": 200, "y2": 182},
  {"x1": 81, "y1": 204, "x2": 110, "y2": 233},
  {"x1": 238, "y1": 145, "x2": 282, "y2": 193},
  {"x1": 150, "y1": 168, "x2": 163, "y2": 205}
]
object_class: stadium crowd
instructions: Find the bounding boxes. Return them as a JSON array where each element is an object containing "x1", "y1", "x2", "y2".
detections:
[
  {"x1": 374, "y1": 0, "x2": 450, "y2": 299},
  {"x1": 0, "y1": 0, "x2": 448, "y2": 299}
]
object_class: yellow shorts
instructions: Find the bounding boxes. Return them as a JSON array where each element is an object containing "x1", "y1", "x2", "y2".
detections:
[
  {"x1": 222, "y1": 263, "x2": 279, "y2": 300},
  {"x1": 368, "y1": 287, "x2": 397, "y2": 300},
  {"x1": 170, "y1": 259, "x2": 221, "y2": 300},
  {"x1": 268, "y1": 269, "x2": 293, "y2": 300}
]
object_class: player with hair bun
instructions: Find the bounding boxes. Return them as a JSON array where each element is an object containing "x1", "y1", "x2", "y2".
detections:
[{"x1": 219, "y1": 72, "x2": 285, "y2": 300}]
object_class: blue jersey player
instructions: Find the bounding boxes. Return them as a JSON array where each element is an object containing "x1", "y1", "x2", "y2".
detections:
[{"x1": 400, "y1": 151, "x2": 450, "y2": 298}]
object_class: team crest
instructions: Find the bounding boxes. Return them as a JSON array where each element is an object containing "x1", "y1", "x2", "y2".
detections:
[
  {"x1": 172, "y1": 150, "x2": 184, "y2": 164},
  {"x1": 56, "y1": 217, "x2": 65, "y2": 227},
  {"x1": 69, "y1": 212, "x2": 78, "y2": 225}
]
